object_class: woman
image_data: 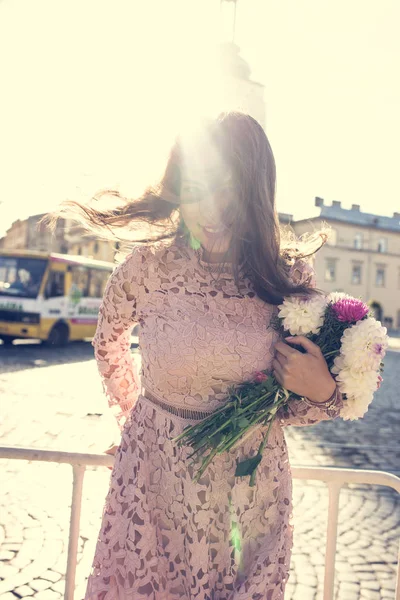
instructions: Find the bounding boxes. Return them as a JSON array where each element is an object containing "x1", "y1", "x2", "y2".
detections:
[{"x1": 53, "y1": 112, "x2": 342, "y2": 599}]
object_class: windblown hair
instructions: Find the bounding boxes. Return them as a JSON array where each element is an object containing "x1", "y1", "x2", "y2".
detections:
[{"x1": 44, "y1": 111, "x2": 329, "y2": 304}]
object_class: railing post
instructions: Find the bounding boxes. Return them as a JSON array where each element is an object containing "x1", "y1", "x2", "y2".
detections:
[
  {"x1": 65, "y1": 464, "x2": 86, "y2": 600},
  {"x1": 324, "y1": 481, "x2": 342, "y2": 600}
]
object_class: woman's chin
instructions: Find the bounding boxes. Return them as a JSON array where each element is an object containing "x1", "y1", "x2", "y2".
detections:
[{"x1": 200, "y1": 237, "x2": 231, "y2": 258}]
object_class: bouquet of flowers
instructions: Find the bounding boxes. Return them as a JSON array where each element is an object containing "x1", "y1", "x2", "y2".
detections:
[{"x1": 172, "y1": 293, "x2": 388, "y2": 487}]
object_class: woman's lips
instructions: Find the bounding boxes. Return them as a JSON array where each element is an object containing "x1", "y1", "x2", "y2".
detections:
[
  {"x1": 201, "y1": 225, "x2": 226, "y2": 240},
  {"x1": 204, "y1": 225, "x2": 224, "y2": 233}
]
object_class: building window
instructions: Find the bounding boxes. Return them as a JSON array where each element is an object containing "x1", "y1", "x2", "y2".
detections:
[
  {"x1": 370, "y1": 301, "x2": 383, "y2": 322},
  {"x1": 94, "y1": 241, "x2": 99, "y2": 254},
  {"x1": 354, "y1": 233, "x2": 363, "y2": 250},
  {"x1": 325, "y1": 259, "x2": 336, "y2": 282},
  {"x1": 377, "y1": 238, "x2": 387, "y2": 253},
  {"x1": 45, "y1": 271, "x2": 65, "y2": 298},
  {"x1": 375, "y1": 267, "x2": 385, "y2": 287},
  {"x1": 352, "y1": 264, "x2": 362, "y2": 285}
]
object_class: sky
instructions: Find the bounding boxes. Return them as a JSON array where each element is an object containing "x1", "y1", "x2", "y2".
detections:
[{"x1": 0, "y1": 0, "x2": 399, "y2": 238}]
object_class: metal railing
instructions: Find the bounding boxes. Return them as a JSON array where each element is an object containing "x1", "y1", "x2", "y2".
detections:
[{"x1": 1, "y1": 446, "x2": 399, "y2": 600}]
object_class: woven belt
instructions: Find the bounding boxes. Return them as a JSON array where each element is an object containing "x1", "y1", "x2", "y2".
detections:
[{"x1": 141, "y1": 387, "x2": 215, "y2": 421}]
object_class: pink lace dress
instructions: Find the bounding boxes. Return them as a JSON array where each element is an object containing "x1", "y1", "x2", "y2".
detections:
[{"x1": 84, "y1": 236, "x2": 343, "y2": 600}]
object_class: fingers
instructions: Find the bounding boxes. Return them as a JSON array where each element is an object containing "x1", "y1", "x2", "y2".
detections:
[
  {"x1": 274, "y1": 352, "x2": 287, "y2": 369},
  {"x1": 286, "y1": 336, "x2": 321, "y2": 357},
  {"x1": 275, "y1": 341, "x2": 298, "y2": 358},
  {"x1": 272, "y1": 358, "x2": 284, "y2": 384}
]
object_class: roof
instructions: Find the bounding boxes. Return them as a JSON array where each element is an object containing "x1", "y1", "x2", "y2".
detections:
[
  {"x1": 0, "y1": 249, "x2": 114, "y2": 269},
  {"x1": 297, "y1": 204, "x2": 400, "y2": 233}
]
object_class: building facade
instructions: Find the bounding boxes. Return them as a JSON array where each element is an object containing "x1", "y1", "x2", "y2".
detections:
[
  {"x1": 0, "y1": 215, "x2": 116, "y2": 261},
  {"x1": 67, "y1": 237, "x2": 116, "y2": 263},
  {"x1": 58, "y1": 219, "x2": 115, "y2": 262},
  {"x1": 1, "y1": 214, "x2": 69, "y2": 253},
  {"x1": 290, "y1": 199, "x2": 400, "y2": 330}
]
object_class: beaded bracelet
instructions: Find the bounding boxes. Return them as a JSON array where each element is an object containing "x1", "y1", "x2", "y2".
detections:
[{"x1": 302, "y1": 384, "x2": 339, "y2": 409}]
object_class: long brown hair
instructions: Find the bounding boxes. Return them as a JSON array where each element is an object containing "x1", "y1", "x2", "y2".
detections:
[{"x1": 45, "y1": 111, "x2": 327, "y2": 304}]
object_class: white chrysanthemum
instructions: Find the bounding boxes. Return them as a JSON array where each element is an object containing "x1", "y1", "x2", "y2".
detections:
[
  {"x1": 332, "y1": 318, "x2": 388, "y2": 373},
  {"x1": 278, "y1": 295, "x2": 327, "y2": 335},
  {"x1": 334, "y1": 366, "x2": 376, "y2": 410},
  {"x1": 339, "y1": 392, "x2": 374, "y2": 421},
  {"x1": 331, "y1": 317, "x2": 388, "y2": 420}
]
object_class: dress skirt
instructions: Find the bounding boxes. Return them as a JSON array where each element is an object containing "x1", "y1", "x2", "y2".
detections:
[{"x1": 84, "y1": 393, "x2": 294, "y2": 600}]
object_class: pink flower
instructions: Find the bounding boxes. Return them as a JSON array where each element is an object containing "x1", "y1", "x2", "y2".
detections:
[
  {"x1": 376, "y1": 374, "x2": 383, "y2": 390},
  {"x1": 331, "y1": 298, "x2": 369, "y2": 323},
  {"x1": 254, "y1": 371, "x2": 269, "y2": 383},
  {"x1": 373, "y1": 343, "x2": 385, "y2": 357}
]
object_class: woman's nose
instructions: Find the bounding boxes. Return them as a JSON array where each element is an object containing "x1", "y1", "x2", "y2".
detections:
[{"x1": 200, "y1": 193, "x2": 221, "y2": 225}]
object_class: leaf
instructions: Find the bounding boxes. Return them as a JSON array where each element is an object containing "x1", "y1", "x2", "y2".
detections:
[
  {"x1": 209, "y1": 432, "x2": 225, "y2": 448},
  {"x1": 235, "y1": 454, "x2": 263, "y2": 477},
  {"x1": 238, "y1": 417, "x2": 250, "y2": 428}
]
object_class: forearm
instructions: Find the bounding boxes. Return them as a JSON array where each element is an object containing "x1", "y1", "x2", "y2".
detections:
[
  {"x1": 93, "y1": 330, "x2": 139, "y2": 431},
  {"x1": 277, "y1": 385, "x2": 343, "y2": 428}
]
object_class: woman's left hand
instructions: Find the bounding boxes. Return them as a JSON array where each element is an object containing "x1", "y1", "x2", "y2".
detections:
[{"x1": 272, "y1": 336, "x2": 336, "y2": 402}]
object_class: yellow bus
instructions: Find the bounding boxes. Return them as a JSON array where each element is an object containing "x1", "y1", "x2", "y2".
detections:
[{"x1": 0, "y1": 250, "x2": 114, "y2": 346}]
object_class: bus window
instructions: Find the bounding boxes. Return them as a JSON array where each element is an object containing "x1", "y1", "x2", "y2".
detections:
[
  {"x1": 0, "y1": 257, "x2": 47, "y2": 299},
  {"x1": 88, "y1": 269, "x2": 110, "y2": 298},
  {"x1": 70, "y1": 265, "x2": 89, "y2": 297},
  {"x1": 46, "y1": 271, "x2": 65, "y2": 298}
]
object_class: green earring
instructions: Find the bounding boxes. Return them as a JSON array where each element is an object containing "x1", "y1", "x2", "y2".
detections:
[{"x1": 180, "y1": 217, "x2": 201, "y2": 250}]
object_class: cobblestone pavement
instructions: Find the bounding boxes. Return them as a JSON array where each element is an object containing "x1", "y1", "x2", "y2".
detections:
[{"x1": 0, "y1": 339, "x2": 399, "y2": 600}]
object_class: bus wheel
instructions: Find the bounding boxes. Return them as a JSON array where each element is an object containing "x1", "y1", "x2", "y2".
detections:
[
  {"x1": 46, "y1": 323, "x2": 69, "y2": 347},
  {"x1": 0, "y1": 335, "x2": 16, "y2": 346}
]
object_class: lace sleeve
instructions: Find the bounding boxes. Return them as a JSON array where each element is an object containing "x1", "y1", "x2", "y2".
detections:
[
  {"x1": 277, "y1": 390, "x2": 343, "y2": 428},
  {"x1": 276, "y1": 257, "x2": 344, "y2": 427},
  {"x1": 92, "y1": 247, "x2": 144, "y2": 432}
]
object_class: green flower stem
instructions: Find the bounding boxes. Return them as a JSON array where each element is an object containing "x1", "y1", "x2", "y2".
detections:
[
  {"x1": 206, "y1": 419, "x2": 233, "y2": 438},
  {"x1": 249, "y1": 390, "x2": 288, "y2": 487},
  {"x1": 322, "y1": 350, "x2": 339, "y2": 358},
  {"x1": 220, "y1": 391, "x2": 288, "y2": 455},
  {"x1": 173, "y1": 386, "x2": 278, "y2": 446},
  {"x1": 172, "y1": 380, "x2": 294, "y2": 486},
  {"x1": 172, "y1": 405, "x2": 232, "y2": 443},
  {"x1": 249, "y1": 420, "x2": 274, "y2": 487},
  {"x1": 187, "y1": 393, "x2": 276, "y2": 452},
  {"x1": 186, "y1": 439, "x2": 216, "y2": 461},
  {"x1": 241, "y1": 388, "x2": 277, "y2": 411},
  {"x1": 193, "y1": 447, "x2": 220, "y2": 483},
  {"x1": 218, "y1": 410, "x2": 273, "y2": 453}
]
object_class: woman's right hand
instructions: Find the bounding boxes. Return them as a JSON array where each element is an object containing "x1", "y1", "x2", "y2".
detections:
[{"x1": 104, "y1": 444, "x2": 118, "y2": 470}]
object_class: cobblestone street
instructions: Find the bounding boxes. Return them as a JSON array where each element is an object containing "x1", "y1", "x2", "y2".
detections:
[{"x1": 0, "y1": 339, "x2": 399, "y2": 600}]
